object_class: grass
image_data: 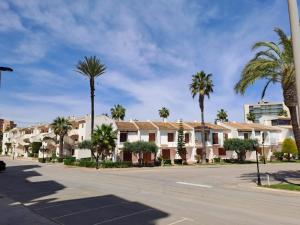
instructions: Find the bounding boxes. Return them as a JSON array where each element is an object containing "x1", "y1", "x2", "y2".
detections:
[
  {"x1": 263, "y1": 183, "x2": 300, "y2": 192},
  {"x1": 269, "y1": 160, "x2": 300, "y2": 163}
]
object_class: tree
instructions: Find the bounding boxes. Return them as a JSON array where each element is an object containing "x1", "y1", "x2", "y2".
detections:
[
  {"x1": 158, "y1": 107, "x2": 170, "y2": 121},
  {"x1": 111, "y1": 104, "x2": 126, "y2": 121},
  {"x1": 4, "y1": 142, "x2": 11, "y2": 155},
  {"x1": 91, "y1": 124, "x2": 117, "y2": 169},
  {"x1": 51, "y1": 117, "x2": 72, "y2": 158},
  {"x1": 216, "y1": 109, "x2": 228, "y2": 123},
  {"x1": 278, "y1": 109, "x2": 288, "y2": 117},
  {"x1": 123, "y1": 141, "x2": 158, "y2": 166},
  {"x1": 190, "y1": 71, "x2": 214, "y2": 164},
  {"x1": 177, "y1": 120, "x2": 186, "y2": 162},
  {"x1": 76, "y1": 56, "x2": 106, "y2": 144},
  {"x1": 281, "y1": 138, "x2": 297, "y2": 161},
  {"x1": 224, "y1": 138, "x2": 258, "y2": 162},
  {"x1": 247, "y1": 112, "x2": 256, "y2": 123},
  {"x1": 234, "y1": 28, "x2": 300, "y2": 157}
]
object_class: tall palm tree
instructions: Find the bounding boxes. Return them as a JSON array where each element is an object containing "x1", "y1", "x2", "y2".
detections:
[
  {"x1": 111, "y1": 104, "x2": 126, "y2": 121},
  {"x1": 216, "y1": 109, "x2": 228, "y2": 123},
  {"x1": 51, "y1": 117, "x2": 72, "y2": 158},
  {"x1": 76, "y1": 56, "x2": 106, "y2": 139},
  {"x1": 158, "y1": 107, "x2": 170, "y2": 121},
  {"x1": 92, "y1": 124, "x2": 117, "y2": 169},
  {"x1": 190, "y1": 71, "x2": 214, "y2": 164},
  {"x1": 234, "y1": 28, "x2": 300, "y2": 157},
  {"x1": 246, "y1": 112, "x2": 256, "y2": 123}
]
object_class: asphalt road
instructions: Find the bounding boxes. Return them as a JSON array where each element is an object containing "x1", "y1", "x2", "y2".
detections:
[{"x1": 0, "y1": 157, "x2": 300, "y2": 225}]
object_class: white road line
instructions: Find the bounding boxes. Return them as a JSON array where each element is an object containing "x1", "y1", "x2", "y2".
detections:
[
  {"x1": 167, "y1": 217, "x2": 194, "y2": 225},
  {"x1": 176, "y1": 181, "x2": 212, "y2": 188},
  {"x1": 92, "y1": 209, "x2": 154, "y2": 225},
  {"x1": 53, "y1": 201, "x2": 129, "y2": 219}
]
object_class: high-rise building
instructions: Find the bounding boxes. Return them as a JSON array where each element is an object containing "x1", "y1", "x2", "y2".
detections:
[{"x1": 244, "y1": 100, "x2": 290, "y2": 123}]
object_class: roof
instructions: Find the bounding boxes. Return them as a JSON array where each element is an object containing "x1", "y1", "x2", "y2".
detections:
[
  {"x1": 223, "y1": 122, "x2": 280, "y2": 132},
  {"x1": 115, "y1": 122, "x2": 138, "y2": 131},
  {"x1": 186, "y1": 122, "x2": 229, "y2": 131},
  {"x1": 134, "y1": 122, "x2": 157, "y2": 130},
  {"x1": 151, "y1": 122, "x2": 177, "y2": 130},
  {"x1": 168, "y1": 122, "x2": 193, "y2": 131}
]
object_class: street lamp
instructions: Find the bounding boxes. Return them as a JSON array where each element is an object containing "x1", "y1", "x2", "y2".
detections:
[
  {"x1": 262, "y1": 132, "x2": 266, "y2": 164},
  {"x1": 0, "y1": 66, "x2": 13, "y2": 88},
  {"x1": 255, "y1": 142, "x2": 262, "y2": 186}
]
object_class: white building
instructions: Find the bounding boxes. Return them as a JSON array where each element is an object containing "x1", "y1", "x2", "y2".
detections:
[{"x1": 244, "y1": 100, "x2": 290, "y2": 123}]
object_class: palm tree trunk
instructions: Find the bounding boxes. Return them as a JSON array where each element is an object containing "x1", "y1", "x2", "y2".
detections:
[
  {"x1": 288, "y1": 105, "x2": 300, "y2": 158},
  {"x1": 283, "y1": 83, "x2": 300, "y2": 158},
  {"x1": 90, "y1": 78, "x2": 96, "y2": 160},
  {"x1": 59, "y1": 135, "x2": 64, "y2": 158},
  {"x1": 199, "y1": 96, "x2": 206, "y2": 164}
]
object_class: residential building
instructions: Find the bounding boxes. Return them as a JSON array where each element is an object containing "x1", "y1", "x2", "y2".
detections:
[
  {"x1": 219, "y1": 122, "x2": 282, "y2": 160},
  {"x1": 244, "y1": 100, "x2": 290, "y2": 123}
]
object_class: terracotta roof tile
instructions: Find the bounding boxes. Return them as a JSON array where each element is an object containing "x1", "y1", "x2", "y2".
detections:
[
  {"x1": 186, "y1": 122, "x2": 229, "y2": 131},
  {"x1": 168, "y1": 122, "x2": 193, "y2": 130},
  {"x1": 151, "y1": 122, "x2": 177, "y2": 130},
  {"x1": 223, "y1": 122, "x2": 280, "y2": 132},
  {"x1": 115, "y1": 122, "x2": 138, "y2": 131},
  {"x1": 134, "y1": 122, "x2": 157, "y2": 130}
]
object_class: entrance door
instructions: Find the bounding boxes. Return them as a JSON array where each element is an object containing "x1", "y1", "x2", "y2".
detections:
[
  {"x1": 123, "y1": 151, "x2": 132, "y2": 162},
  {"x1": 162, "y1": 149, "x2": 170, "y2": 160}
]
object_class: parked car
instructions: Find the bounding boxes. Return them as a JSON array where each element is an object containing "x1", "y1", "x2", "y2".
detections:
[{"x1": 0, "y1": 160, "x2": 6, "y2": 171}]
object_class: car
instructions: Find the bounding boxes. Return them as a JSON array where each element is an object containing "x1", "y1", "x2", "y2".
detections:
[{"x1": 0, "y1": 160, "x2": 6, "y2": 171}]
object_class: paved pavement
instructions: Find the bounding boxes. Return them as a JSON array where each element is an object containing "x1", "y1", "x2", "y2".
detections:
[{"x1": 0, "y1": 157, "x2": 300, "y2": 225}]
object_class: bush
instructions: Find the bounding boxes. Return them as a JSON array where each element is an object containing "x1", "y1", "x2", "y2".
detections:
[
  {"x1": 101, "y1": 161, "x2": 132, "y2": 168},
  {"x1": 214, "y1": 157, "x2": 221, "y2": 163},
  {"x1": 162, "y1": 159, "x2": 172, "y2": 165},
  {"x1": 64, "y1": 156, "x2": 76, "y2": 165},
  {"x1": 282, "y1": 138, "x2": 297, "y2": 160},
  {"x1": 31, "y1": 142, "x2": 42, "y2": 154},
  {"x1": 57, "y1": 157, "x2": 64, "y2": 163},
  {"x1": 174, "y1": 159, "x2": 183, "y2": 164},
  {"x1": 273, "y1": 152, "x2": 284, "y2": 161},
  {"x1": 38, "y1": 158, "x2": 46, "y2": 163},
  {"x1": 77, "y1": 158, "x2": 97, "y2": 168}
]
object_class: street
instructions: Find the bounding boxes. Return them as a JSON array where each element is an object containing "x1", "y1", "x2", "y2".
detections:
[{"x1": 0, "y1": 157, "x2": 300, "y2": 225}]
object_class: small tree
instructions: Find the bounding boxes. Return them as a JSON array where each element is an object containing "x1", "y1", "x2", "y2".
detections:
[
  {"x1": 123, "y1": 141, "x2": 158, "y2": 166},
  {"x1": 4, "y1": 142, "x2": 11, "y2": 155},
  {"x1": 281, "y1": 138, "x2": 297, "y2": 161},
  {"x1": 247, "y1": 112, "x2": 256, "y2": 123},
  {"x1": 31, "y1": 142, "x2": 42, "y2": 154},
  {"x1": 224, "y1": 138, "x2": 257, "y2": 162},
  {"x1": 111, "y1": 104, "x2": 126, "y2": 121},
  {"x1": 216, "y1": 109, "x2": 228, "y2": 123},
  {"x1": 177, "y1": 120, "x2": 186, "y2": 163}
]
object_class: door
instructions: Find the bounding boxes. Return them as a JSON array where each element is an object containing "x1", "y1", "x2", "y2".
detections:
[
  {"x1": 162, "y1": 149, "x2": 170, "y2": 160},
  {"x1": 123, "y1": 151, "x2": 132, "y2": 162}
]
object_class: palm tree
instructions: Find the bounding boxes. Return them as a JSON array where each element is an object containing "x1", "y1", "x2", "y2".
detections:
[
  {"x1": 234, "y1": 28, "x2": 300, "y2": 156},
  {"x1": 158, "y1": 107, "x2": 170, "y2": 121},
  {"x1": 278, "y1": 109, "x2": 288, "y2": 117},
  {"x1": 216, "y1": 109, "x2": 228, "y2": 123},
  {"x1": 92, "y1": 124, "x2": 117, "y2": 169},
  {"x1": 111, "y1": 104, "x2": 126, "y2": 121},
  {"x1": 190, "y1": 71, "x2": 214, "y2": 164},
  {"x1": 76, "y1": 56, "x2": 106, "y2": 139},
  {"x1": 51, "y1": 117, "x2": 72, "y2": 158}
]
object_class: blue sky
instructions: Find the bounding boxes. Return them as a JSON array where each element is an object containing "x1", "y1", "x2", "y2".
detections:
[{"x1": 0, "y1": 0, "x2": 297, "y2": 126}]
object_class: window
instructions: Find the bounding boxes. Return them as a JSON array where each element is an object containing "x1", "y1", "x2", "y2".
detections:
[
  {"x1": 255, "y1": 131, "x2": 260, "y2": 136},
  {"x1": 218, "y1": 148, "x2": 226, "y2": 156},
  {"x1": 81, "y1": 124, "x2": 84, "y2": 128},
  {"x1": 148, "y1": 133, "x2": 156, "y2": 142},
  {"x1": 212, "y1": 133, "x2": 218, "y2": 145},
  {"x1": 168, "y1": 133, "x2": 174, "y2": 142},
  {"x1": 184, "y1": 133, "x2": 190, "y2": 143},
  {"x1": 244, "y1": 133, "x2": 249, "y2": 139},
  {"x1": 224, "y1": 133, "x2": 228, "y2": 140},
  {"x1": 120, "y1": 133, "x2": 128, "y2": 142}
]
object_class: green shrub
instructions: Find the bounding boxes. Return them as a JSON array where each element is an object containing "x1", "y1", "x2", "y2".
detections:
[
  {"x1": 174, "y1": 159, "x2": 183, "y2": 164},
  {"x1": 64, "y1": 156, "x2": 76, "y2": 165},
  {"x1": 101, "y1": 161, "x2": 132, "y2": 168},
  {"x1": 77, "y1": 159, "x2": 97, "y2": 168},
  {"x1": 273, "y1": 152, "x2": 284, "y2": 161},
  {"x1": 38, "y1": 158, "x2": 46, "y2": 163},
  {"x1": 162, "y1": 159, "x2": 172, "y2": 165},
  {"x1": 57, "y1": 157, "x2": 64, "y2": 163},
  {"x1": 214, "y1": 157, "x2": 221, "y2": 163},
  {"x1": 31, "y1": 142, "x2": 42, "y2": 154},
  {"x1": 282, "y1": 138, "x2": 297, "y2": 160}
]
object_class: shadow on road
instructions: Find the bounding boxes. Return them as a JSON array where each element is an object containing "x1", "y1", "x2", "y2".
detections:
[
  {"x1": 0, "y1": 164, "x2": 169, "y2": 225},
  {"x1": 239, "y1": 170, "x2": 300, "y2": 185}
]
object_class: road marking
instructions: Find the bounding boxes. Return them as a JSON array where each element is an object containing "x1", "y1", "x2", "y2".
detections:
[
  {"x1": 176, "y1": 181, "x2": 212, "y2": 188},
  {"x1": 53, "y1": 202, "x2": 129, "y2": 219},
  {"x1": 168, "y1": 217, "x2": 194, "y2": 225},
  {"x1": 92, "y1": 209, "x2": 154, "y2": 225}
]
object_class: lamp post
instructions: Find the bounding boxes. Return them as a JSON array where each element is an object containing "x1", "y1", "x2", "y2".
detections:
[
  {"x1": 255, "y1": 143, "x2": 262, "y2": 186},
  {"x1": 262, "y1": 132, "x2": 266, "y2": 164},
  {"x1": 0, "y1": 66, "x2": 13, "y2": 88}
]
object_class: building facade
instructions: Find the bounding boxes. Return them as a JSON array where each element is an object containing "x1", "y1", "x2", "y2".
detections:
[{"x1": 244, "y1": 100, "x2": 290, "y2": 123}]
